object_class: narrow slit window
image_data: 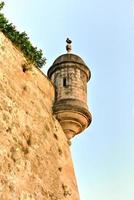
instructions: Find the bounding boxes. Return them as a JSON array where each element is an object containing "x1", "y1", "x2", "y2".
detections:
[{"x1": 63, "y1": 78, "x2": 67, "y2": 87}]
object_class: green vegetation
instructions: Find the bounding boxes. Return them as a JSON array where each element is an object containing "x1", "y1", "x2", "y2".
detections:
[{"x1": 0, "y1": 1, "x2": 46, "y2": 68}]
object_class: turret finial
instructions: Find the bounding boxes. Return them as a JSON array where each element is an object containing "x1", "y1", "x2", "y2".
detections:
[{"x1": 66, "y1": 38, "x2": 72, "y2": 53}]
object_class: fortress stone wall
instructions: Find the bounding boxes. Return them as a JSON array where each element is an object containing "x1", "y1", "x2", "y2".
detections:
[{"x1": 0, "y1": 32, "x2": 79, "y2": 200}]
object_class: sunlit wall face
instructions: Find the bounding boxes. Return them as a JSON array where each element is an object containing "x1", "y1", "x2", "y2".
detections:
[{"x1": 3, "y1": 1, "x2": 134, "y2": 200}]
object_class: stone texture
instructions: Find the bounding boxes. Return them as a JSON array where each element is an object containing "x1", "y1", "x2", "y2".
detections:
[
  {"x1": 47, "y1": 52, "x2": 92, "y2": 139},
  {"x1": 0, "y1": 32, "x2": 80, "y2": 200}
]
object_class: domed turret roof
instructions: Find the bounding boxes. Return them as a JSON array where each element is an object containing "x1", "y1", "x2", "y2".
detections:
[
  {"x1": 48, "y1": 53, "x2": 91, "y2": 81},
  {"x1": 52, "y1": 53, "x2": 86, "y2": 66}
]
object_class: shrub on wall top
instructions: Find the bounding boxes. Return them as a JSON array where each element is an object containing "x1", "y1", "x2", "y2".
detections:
[{"x1": 0, "y1": 1, "x2": 46, "y2": 68}]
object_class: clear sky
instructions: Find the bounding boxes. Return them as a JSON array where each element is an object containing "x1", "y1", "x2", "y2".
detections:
[{"x1": 2, "y1": 0, "x2": 134, "y2": 199}]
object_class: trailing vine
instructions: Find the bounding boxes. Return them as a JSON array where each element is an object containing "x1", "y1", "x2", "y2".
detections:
[{"x1": 0, "y1": 1, "x2": 46, "y2": 68}]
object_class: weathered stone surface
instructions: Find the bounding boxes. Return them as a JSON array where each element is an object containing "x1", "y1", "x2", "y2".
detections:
[
  {"x1": 47, "y1": 51, "x2": 92, "y2": 139},
  {"x1": 0, "y1": 32, "x2": 79, "y2": 200}
]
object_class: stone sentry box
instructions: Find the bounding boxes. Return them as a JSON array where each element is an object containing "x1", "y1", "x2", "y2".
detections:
[{"x1": 48, "y1": 50, "x2": 92, "y2": 139}]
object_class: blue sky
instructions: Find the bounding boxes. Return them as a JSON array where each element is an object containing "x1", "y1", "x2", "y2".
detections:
[{"x1": 3, "y1": 0, "x2": 134, "y2": 199}]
